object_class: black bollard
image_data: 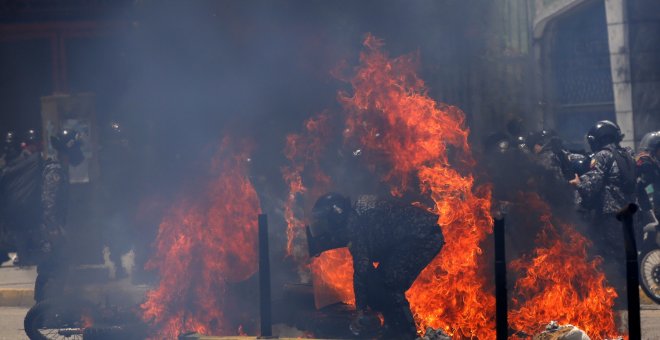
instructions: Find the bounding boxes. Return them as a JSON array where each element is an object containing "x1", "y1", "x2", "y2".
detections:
[
  {"x1": 494, "y1": 217, "x2": 508, "y2": 340},
  {"x1": 258, "y1": 214, "x2": 276, "y2": 339},
  {"x1": 617, "y1": 204, "x2": 641, "y2": 340}
]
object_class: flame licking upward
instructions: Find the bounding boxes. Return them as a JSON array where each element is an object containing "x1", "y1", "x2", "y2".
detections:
[
  {"x1": 508, "y1": 192, "x2": 619, "y2": 339},
  {"x1": 284, "y1": 34, "x2": 498, "y2": 337},
  {"x1": 141, "y1": 138, "x2": 260, "y2": 338},
  {"x1": 282, "y1": 114, "x2": 333, "y2": 259},
  {"x1": 337, "y1": 34, "x2": 495, "y2": 338},
  {"x1": 284, "y1": 34, "x2": 620, "y2": 339}
]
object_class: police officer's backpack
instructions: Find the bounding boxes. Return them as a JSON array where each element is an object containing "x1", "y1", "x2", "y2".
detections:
[{"x1": 604, "y1": 146, "x2": 636, "y2": 195}]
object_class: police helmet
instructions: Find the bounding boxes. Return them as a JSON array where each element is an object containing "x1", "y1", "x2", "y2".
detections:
[
  {"x1": 483, "y1": 132, "x2": 511, "y2": 154},
  {"x1": 307, "y1": 193, "x2": 351, "y2": 257},
  {"x1": 527, "y1": 130, "x2": 557, "y2": 148},
  {"x1": 639, "y1": 131, "x2": 660, "y2": 154},
  {"x1": 586, "y1": 120, "x2": 623, "y2": 152},
  {"x1": 567, "y1": 153, "x2": 591, "y2": 176}
]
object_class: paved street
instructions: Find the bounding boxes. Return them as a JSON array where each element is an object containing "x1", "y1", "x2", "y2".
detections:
[
  {"x1": 0, "y1": 258, "x2": 657, "y2": 339},
  {"x1": 0, "y1": 306, "x2": 658, "y2": 339},
  {"x1": 0, "y1": 307, "x2": 28, "y2": 340},
  {"x1": 642, "y1": 306, "x2": 660, "y2": 340},
  {"x1": 0, "y1": 307, "x2": 29, "y2": 340}
]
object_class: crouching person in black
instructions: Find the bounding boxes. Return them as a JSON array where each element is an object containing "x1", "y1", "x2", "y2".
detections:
[{"x1": 307, "y1": 193, "x2": 445, "y2": 339}]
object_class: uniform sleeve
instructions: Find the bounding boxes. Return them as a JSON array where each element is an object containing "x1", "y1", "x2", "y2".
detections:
[
  {"x1": 576, "y1": 151, "x2": 611, "y2": 203},
  {"x1": 349, "y1": 227, "x2": 371, "y2": 311},
  {"x1": 41, "y1": 164, "x2": 64, "y2": 234}
]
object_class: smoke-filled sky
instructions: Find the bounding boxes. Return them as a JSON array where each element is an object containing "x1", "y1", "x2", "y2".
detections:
[
  {"x1": 0, "y1": 0, "x2": 490, "y2": 262},
  {"x1": 108, "y1": 1, "x2": 484, "y2": 184},
  {"x1": 0, "y1": 1, "x2": 489, "y2": 180}
]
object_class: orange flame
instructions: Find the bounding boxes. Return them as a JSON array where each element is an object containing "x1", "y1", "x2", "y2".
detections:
[
  {"x1": 282, "y1": 113, "x2": 333, "y2": 258},
  {"x1": 338, "y1": 34, "x2": 495, "y2": 338},
  {"x1": 283, "y1": 114, "x2": 353, "y2": 306},
  {"x1": 309, "y1": 248, "x2": 355, "y2": 307},
  {"x1": 81, "y1": 314, "x2": 94, "y2": 329},
  {"x1": 141, "y1": 137, "x2": 260, "y2": 338},
  {"x1": 508, "y1": 192, "x2": 620, "y2": 339},
  {"x1": 283, "y1": 34, "x2": 621, "y2": 340}
]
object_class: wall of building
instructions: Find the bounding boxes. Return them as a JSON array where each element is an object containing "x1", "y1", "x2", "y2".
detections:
[{"x1": 627, "y1": 0, "x2": 660, "y2": 140}]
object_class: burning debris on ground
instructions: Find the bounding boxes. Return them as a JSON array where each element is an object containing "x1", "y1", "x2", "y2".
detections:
[
  {"x1": 532, "y1": 321, "x2": 591, "y2": 340},
  {"x1": 417, "y1": 327, "x2": 453, "y2": 340},
  {"x1": 1, "y1": 1, "x2": 657, "y2": 340}
]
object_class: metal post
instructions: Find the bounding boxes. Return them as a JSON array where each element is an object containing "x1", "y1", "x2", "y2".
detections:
[
  {"x1": 494, "y1": 217, "x2": 508, "y2": 340},
  {"x1": 617, "y1": 204, "x2": 641, "y2": 340},
  {"x1": 258, "y1": 214, "x2": 276, "y2": 338}
]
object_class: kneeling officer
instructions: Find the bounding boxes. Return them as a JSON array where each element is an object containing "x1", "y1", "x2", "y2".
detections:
[{"x1": 307, "y1": 193, "x2": 445, "y2": 339}]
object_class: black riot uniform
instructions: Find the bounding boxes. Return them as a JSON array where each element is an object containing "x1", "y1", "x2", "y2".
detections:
[
  {"x1": 528, "y1": 130, "x2": 566, "y2": 180},
  {"x1": 576, "y1": 144, "x2": 636, "y2": 213},
  {"x1": 34, "y1": 129, "x2": 84, "y2": 302},
  {"x1": 573, "y1": 121, "x2": 636, "y2": 307},
  {"x1": 636, "y1": 131, "x2": 660, "y2": 250},
  {"x1": 1, "y1": 130, "x2": 43, "y2": 266},
  {"x1": 308, "y1": 193, "x2": 444, "y2": 339},
  {"x1": 636, "y1": 131, "x2": 660, "y2": 213}
]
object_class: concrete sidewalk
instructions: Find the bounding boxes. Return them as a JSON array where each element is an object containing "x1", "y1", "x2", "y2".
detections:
[{"x1": 0, "y1": 257, "x2": 36, "y2": 307}]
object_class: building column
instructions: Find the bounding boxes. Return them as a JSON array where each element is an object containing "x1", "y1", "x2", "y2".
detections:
[{"x1": 605, "y1": 0, "x2": 635, "y2": 148}]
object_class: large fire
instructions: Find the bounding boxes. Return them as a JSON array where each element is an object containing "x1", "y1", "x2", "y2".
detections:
[
  {"x1": 508, "y1": 193, "x2": 619, "y2": 339},
  {"x1": 283, "y1": 34, "x2": 622, "y2": 339},
  {"x1": 283, "y1": 34, "x2": 495, "y2": 337},
  {"x1": 141, "y1": 137, "x2": 260, "y2": 338},
  {"x1": 282, "y1": 113, "x2": 355, "y2": 307},
  {"x1": 339, "y1": 34, "x2": 495, "y2": 338}
]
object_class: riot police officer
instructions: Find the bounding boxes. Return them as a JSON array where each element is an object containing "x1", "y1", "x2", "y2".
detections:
[
  {"x1": 570, "y1": 120, "x2": 636, "y2": 308},
  {"x1": 636, "y1": 131, "x2": 660, "y2": 248},
  {"x1": 527, "y1": 130, "x2": 566, "y2": 179},
  {"x1": 0, "y1": 130, "x2": 22, "y2": 264},
  {"x1": 307, "y1": 193, "x2": 444, "y2": 339},
  {"x1": 1, "y1": 130, "x2": 42, "y2": 266},
  {"x1": 34, "y1": 128, "x2": 85, "y2": 301},
  {"x1": 637, "y1": 131, "x2": 660, "y2": 213}
]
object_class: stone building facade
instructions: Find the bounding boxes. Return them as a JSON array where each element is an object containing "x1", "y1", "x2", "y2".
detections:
[{"x1": 530, "y1": 0, "x2": 660, "y2": 148}]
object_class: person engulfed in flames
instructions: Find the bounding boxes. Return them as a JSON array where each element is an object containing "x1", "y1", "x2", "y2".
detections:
[{"x1": 307, "y1": 193, "x2": 445, "y2": 339}]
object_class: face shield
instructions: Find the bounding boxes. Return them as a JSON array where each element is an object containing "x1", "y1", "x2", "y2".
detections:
[{"x1": 306, "y1": 193, "x2": 351, "y2": 257}]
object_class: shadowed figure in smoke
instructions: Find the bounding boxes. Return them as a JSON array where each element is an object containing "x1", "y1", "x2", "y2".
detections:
[
  {"x1": 570, "y1": 120, "x2": 636, "y2": 310},
  {"x1": 2, "y1": 129, "x2": 61, "y2": 267},
  {"x1": 98, "y1": 121, "x2": 138, "y2": 279},
  {"x1": 34, "y1": 128, "x2": 85, "y2": 302},
  {"x1": 636, "y1": 131, "x2": 660, "y2": 242},
  {"x1": 307, "y1": 193, "x2": 444, "y2": 339}
]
